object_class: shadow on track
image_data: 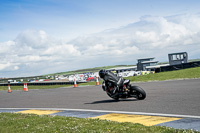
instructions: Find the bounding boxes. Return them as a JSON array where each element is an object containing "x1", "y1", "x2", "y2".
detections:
[{"x1": 85, "y1": 99, "x2": 138, "y2": 104}]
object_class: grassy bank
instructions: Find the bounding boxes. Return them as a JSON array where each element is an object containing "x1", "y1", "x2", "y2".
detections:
[
  {"x1": 0, "y1": 113, "x2": 198, "y2": 133},
  {"x1": 126, "y1": 67, "x2": 200, "y2": 82}
]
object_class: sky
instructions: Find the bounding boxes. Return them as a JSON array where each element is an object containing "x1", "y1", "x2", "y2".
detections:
[{"x1": 0, "y1": 0, "x2": 200, "y2": 78}]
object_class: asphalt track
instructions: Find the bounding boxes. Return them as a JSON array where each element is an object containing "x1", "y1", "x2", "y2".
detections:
[{"x1": 0, "y1": 79, "x2": 200, "y2": 131}]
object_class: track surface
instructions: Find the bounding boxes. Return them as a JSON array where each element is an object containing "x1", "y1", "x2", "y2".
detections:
[{"x1": 0, "y1": 79, "x2": 200, "y2": 116}]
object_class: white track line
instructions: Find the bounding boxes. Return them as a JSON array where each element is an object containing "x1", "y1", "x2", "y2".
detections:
[{"x1": 1, "y1": 108, "x2": 200, "y2": 119}]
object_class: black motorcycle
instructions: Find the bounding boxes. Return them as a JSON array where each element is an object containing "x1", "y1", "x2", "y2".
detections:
[{"x1": 102, "y1": 79, "x2": 146, "y2": 100}]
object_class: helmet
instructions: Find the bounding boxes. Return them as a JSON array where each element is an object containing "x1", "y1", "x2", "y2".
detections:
[{"x1": 99, "y1": 69, "x2": 106, "y2": 78}]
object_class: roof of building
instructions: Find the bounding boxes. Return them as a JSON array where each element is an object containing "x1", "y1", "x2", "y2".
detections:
[
  {"x1": 137, "y1": 57, "x2": 155, "y2": 61},
  {"x1": 107, "y1": 66, "x2": 137, "y2": 71},
  {"x1": 140, "y1": 61, "x2": 159, "y2": 64},
  {"x1": 168, "y1": 52, "x2": 187, "y2": 55}
]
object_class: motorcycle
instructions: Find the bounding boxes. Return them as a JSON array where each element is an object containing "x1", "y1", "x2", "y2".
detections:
[{"x1": 102, "y1": 79, "x2": 146, "y2": 100}]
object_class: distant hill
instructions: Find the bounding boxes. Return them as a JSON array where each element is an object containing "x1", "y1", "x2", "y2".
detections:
[
  {"x1": 46, "y1": 58, "x2": 200, "y2": 76},
  {"x1": 45, "y1": 65, "x2": 134, "y2": 76}
]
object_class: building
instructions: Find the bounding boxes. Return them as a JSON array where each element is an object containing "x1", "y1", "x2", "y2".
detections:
[
  {"x1": 137, "y1": 57, "x2": 158, "y2": 71},
  {"x1": 168, "y1": 52, "x2": 188, "y2": 65}
]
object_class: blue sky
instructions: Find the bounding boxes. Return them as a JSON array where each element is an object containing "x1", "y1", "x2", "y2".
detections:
[
  {"x1": 1, "y1": 0, "x2": 199, "y2": 41},
  {"x1": 0, "y1": 0, "x2": 200, "y2": 77}
]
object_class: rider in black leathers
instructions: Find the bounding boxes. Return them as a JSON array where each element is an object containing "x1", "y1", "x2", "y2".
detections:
[{"x1": 99, "y1": 69, "x2": 124, "y2": 97}]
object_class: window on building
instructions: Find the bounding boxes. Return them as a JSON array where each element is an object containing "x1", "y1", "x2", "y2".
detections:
[{"x1": 172, "y1": 54, "x2": 185, "y2": 61}]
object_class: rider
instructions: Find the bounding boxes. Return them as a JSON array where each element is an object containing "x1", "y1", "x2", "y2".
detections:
[{"x1": 99, "y1": 69, "x2": 124, "y2": 97}]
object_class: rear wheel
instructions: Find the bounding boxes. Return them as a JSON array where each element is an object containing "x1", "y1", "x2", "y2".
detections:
[{"x1": 130, "y1": 86, "x2": 146, "y2": 100}]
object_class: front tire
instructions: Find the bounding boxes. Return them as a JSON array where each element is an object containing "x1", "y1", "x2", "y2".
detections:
[
  {"x1": 130, "y1": 86, "x2": 146, "y2": 100},
  {"x1": 107, "y1": 92, "x2": 119, "y2": 101}
]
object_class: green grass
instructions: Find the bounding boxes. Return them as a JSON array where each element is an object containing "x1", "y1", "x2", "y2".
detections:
[
  {"x1": 0, "y1": 82, "x2": 104, "y2": 91},
  {"x1": 126, "y1": 67, "x2": 200, "y2": 82},
  {"x1": 0, "y1": 85, "x2": 73, "y2": 91},
  {"x1": 0, "y1": 113, "x2": 198, "y2": 133}
]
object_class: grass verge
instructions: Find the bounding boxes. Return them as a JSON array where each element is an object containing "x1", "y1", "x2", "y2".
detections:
[
  {"x1": 0, "y1": 85, "x2": 73, "y2": 91},
  {"x1": 126, "y1": 67, "x2": 200, "y2": 82},
  {"x1": 0, "y1": 113, "x2": 198, "y2": 133}
]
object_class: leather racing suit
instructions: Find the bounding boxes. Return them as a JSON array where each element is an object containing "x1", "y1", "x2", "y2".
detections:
[{"x1": 102, "y1": 71, "x2": 124, "y2": 97}]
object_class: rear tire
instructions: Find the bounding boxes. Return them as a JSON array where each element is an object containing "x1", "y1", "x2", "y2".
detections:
[{"x1": 130, "y1": 86, "x2": 146, "y2": 100}]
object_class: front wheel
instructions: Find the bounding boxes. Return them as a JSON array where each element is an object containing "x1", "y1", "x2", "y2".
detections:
[
  {"x1": 107, "y1": 92, "x2": 119, "y2": 101},
  {"x1": 130, "y1": 86, "x2": 146, "y2": 100}
]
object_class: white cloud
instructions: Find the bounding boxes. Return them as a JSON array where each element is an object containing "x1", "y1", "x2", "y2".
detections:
[
  {"x1": 44, "y1": 44, "x2": 81, "y2": 57},
  {"x1": 0, "y1": 62, "x2": 11, "y2": 70},
  {"x1": 1, "y1": 14, "x2": 200, "y2": 77},
  {"x1": 14, "y1": 30, "x2": 56, "y2": 49},
  {"x1": 0, "y1": 62, "x2": 19, "y2": 71}
]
